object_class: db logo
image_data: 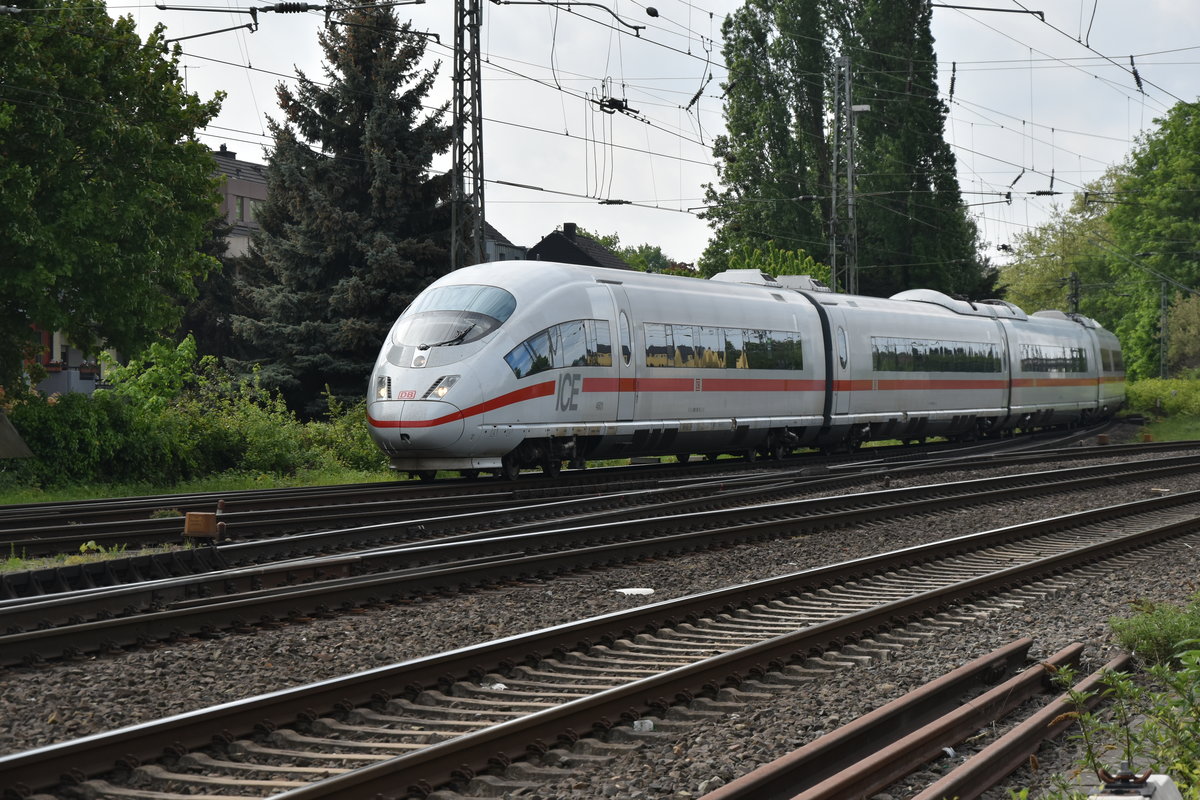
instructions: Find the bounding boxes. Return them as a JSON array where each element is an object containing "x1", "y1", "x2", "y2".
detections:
[{"x1": 396, "y1": 390, "x2": 417, "y2": 400}]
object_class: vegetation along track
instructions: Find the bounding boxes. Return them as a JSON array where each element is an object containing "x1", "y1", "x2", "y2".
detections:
[
  {"x1": 3, "y1": 447, "x2": 1199, "y2": 666},
  {"x1": 2, "y1": 487, "x2": 1196, "y2": 799}
]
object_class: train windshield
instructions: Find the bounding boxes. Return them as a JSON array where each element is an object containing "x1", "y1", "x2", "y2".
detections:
[{"x1": 391, "y1": 285, "x2": 517, "y2": 348}]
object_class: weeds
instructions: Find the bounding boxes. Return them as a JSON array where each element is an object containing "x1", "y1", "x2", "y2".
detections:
[{"x1": 1028, "y1": 595, "x2": 1200, "y2": 799}]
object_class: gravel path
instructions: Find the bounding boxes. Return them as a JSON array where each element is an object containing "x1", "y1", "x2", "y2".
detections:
[{"x1": 2, "y1": 451, "x2": 1199, "y2": 800}]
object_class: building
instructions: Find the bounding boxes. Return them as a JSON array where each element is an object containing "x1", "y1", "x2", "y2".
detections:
[
  {"x1": 526, "y1": 222, "x2": 631, "y2": 270},
  {"x1": 212, "y1": 144, "x2": 267, "y2": 258},
  {"x1": 483, "y1": 221, "x2": 527, "y2": 262}
]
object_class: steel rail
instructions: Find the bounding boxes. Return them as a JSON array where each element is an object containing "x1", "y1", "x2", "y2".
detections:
[
  {"x1": 2, "y1": 496, "x2": 1196, "y2": 796},
  {"x1": 701, "y1": 640, "x2": 1084, "y2": 800},
  {"x1": 257, "y1": 518, "x2": 1199, "y2": 800},
  {"x1": 8, "y1": 447, "x2": 1200, "y2": 605},
  {"x1": 4, "y1": 459, "x2": 1200, "y2": 665},
  {"x1": 910, "y1": 653, "x2": 1132, "y2": 800}
]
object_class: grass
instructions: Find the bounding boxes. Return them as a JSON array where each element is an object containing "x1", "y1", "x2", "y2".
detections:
[
  {"x1": 0, "y1": 465, "x2": 398, "y2": 507},
  {"x1": 1140, "y1": 414, "x2": 1200, "y2": 443},
  {"x1": 2, "y1": 540, "x2": 192, "y2": 574}
]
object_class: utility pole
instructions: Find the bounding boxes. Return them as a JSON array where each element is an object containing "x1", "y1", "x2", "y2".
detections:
[
  {"x1": 450, "y1": 0, "x2": 484, "y2": 270},
  {"x1": 828, "y1": 57, "x2": 841, "y2": 289},
  {"x1": 830, "y1": 55, "x2": 865, "y2": 295},
  {"x1": 1064, "y1": 271, "x2": 1080, "y2": 314}
]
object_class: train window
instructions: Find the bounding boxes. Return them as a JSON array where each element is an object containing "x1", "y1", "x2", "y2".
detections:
[
  {"x1": 586, "y1": 320, "x2": 614, "y2": 367},
  {"x1": 675, "y1": 325, "x2": 699, "y2": 368},
  {"x1": 504, "y1": 319, "x2": 614, "y2": 378},
  {"x1": 870, "y1": 337, "x2": 1001, "y2": 373},
  {"x1": 745, "y1": 329, "x2": 772, "y2": 369},
  {"x1": 723, "y1": 328, "x2": 745, "y2": 369},
  {"x1": 1020, "y1": 343, "x2": 1088, "y2": 373},
  {"x1": 561, "y1": 320, "x2": 589, "y2": 367},
  {"x1": 775, "y1": 331, "x2": 803, "y2": 370},
  {"x1": 619, "y1": 313, "x2": 631, "y2": 366},
  {"x1": 699, "y1": 327, "x2": 724, "y2": 368},
  {"x1": 645, "y1": 323, "x2": 673, "y2": 367},
  {"x1": 640, "y1": 323, "x2": 803, "y2": 370},
  {"x1": 391, "y1": 284, "x2": 517, "y2": 348}
]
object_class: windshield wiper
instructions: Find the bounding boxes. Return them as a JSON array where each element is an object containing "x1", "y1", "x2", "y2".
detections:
[{"x1": 418, "y1": 324, "x2": 475, "y2": 350}]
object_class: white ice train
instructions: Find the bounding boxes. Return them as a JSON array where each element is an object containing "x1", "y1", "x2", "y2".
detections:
[{"x1": 367, "y1": 260, "x2": 1125, "y2": 479}]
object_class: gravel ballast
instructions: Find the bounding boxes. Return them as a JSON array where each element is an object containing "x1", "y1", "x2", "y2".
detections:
[{"x1": 2, "y1": 454, "x2": 1199, "y2": 799}]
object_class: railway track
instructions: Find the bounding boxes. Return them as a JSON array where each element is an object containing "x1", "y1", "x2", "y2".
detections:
[
  {"x1": 3, "y1": 488, "x2": 1197, "y2": 799},
  {"x1": 3, "y1": 450, "x2": 1198, "y2": 665},
  {"x1": 703, "y1": 643, "x2": 1131, "y2": 800},
  {"x1": 1, "y1": 436, "x2": 1184, "y2": 602},
  {"x1": 0, "y1": 424, "x2": 1149, "y2": 559}
]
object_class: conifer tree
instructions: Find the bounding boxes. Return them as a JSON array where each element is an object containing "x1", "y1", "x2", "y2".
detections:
[{"x1": 232, "y1": 1, "x2": 451, "y2": 415}]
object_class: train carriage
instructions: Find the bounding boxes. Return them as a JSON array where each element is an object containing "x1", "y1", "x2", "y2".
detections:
[{"x1": 367, "y1": 260, "x2": 1124, "y2": 478}]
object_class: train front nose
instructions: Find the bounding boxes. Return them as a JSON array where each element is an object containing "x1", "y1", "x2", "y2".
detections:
[{"x1": 367, "y1": 399, "x2": 466, "y2": 453}]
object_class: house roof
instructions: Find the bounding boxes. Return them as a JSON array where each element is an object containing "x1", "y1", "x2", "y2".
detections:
[{"x1": 526, "y1": 222, "x2": 631, "y2": 270}]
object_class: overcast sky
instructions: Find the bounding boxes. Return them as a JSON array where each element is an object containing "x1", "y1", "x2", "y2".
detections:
[{"x1": 129, "y1": 0, "x2": 1200, "y2": 269}]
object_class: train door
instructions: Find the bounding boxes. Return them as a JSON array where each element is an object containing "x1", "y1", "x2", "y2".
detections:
[
  {"x1": 992, "y1": 318, "x2": 1013, "y2": 415},
  {"x1": 604, "y1": 283, "x2": 636, "y2": 421},
  {"x1": 830, "y1": 315, "x2": 852, "y2": 416}
]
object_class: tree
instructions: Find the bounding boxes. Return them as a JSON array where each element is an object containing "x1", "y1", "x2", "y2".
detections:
[
  {"x1": 729, "y1": 241, "x2": 830, "y2": 284},
  {"x1": 0, "y1": 0, "x2": 223, "y2": 390},
  {"x1": 699, "y1": 0, "x2": 831, "y2": 276},
  {"x1": 999, "y1": 176, "x2": 1117, "y2": 319},
  {"x1": 1104, "y1": 101, "x2": 1200, "y2": 379},
  {"x1": 1167, "y1": 294, "x2": 1200, "y2": 375},
  {"x1": 847, "y1": 0, "x2": 988, "y2": 298},
  {"x1": 231, "y1": 1, "x2": 452, "y2": 415}
]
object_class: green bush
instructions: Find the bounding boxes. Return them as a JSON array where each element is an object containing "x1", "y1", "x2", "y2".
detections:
[
  {"x1": 1111, "y1": 595, "x2": 1200, "y2": 667},
  {"x1": 2, "y1": 342, "x2": 388, "y2": 490},
  {"x1": 1126, "y1": 379, "x2": 1200, "y2": 417}
]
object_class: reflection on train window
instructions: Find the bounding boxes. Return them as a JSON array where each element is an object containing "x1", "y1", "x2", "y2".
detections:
[
  {"x1": 1019, "y1": 344, "x2": 1088, "y2": 373},
  {"x1": 392, "y1": 284, "x2": 517, "y2": 348},
  {"x1": 871, "y1": 337, "x2": 1003, "y2": 373},
  {"x1": 643, "y1": 323, "x2": 803, "y2": 370},
  {"x1": 504, "y1": 319, "x2": 613, "y2": 378},
  {"x1": 619, "y1": 313, "x2": 632, "y2": 365}
]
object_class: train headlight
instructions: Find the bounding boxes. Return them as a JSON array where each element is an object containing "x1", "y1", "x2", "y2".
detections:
[
  {"x1": 375, "y1": 375, "x2": 391, "y2": 399},
  {"x1": 423, "y1": 375, "x2": 460, "y2": 399}
]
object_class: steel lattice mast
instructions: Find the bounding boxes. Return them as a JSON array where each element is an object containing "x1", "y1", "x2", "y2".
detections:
[{"x1": 450, "y1": 0, "x2": 484, "y2": 270}]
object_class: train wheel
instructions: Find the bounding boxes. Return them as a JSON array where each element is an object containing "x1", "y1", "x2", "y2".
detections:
[
  {"x1": 542, "y1": 458, "x2": 562, "y2": 477},
  {"x1": 705, "y1": 453, "x2": 720, "y2": 462},
  {"x1": 770, "y1": 440, "x2": 787, "y2": 461},
  {"x1": 415, "y1": 470, "x2": 437, "y2": 481},
  {"x1": 675, "y1": 453, "x2": 691, "y2": 464},
  {"x1": 460, "y1": 470, "x2": 480, "y2": 479},
  {"x1": 743, "y1": 449, "x2": 757, "y2": 462},
  {"x1": 501, "y1": 454, "x2": 521, "y2": 481}
]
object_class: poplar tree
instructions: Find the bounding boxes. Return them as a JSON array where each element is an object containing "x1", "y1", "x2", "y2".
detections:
[
  {"x1": 232, "y1": 1, "x2": 451, "y2": 414},
  {"x1": 845, "y1": 0, "x2": 989, "y2": 297},
  {"x1": 700, "y1": 0, "x2": 831, "y2": 276}
]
